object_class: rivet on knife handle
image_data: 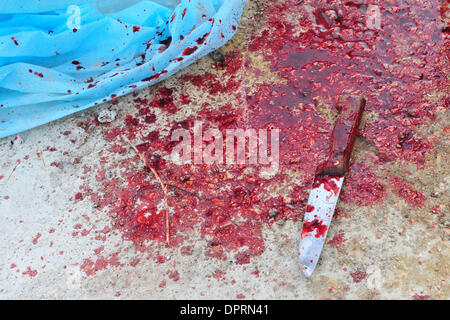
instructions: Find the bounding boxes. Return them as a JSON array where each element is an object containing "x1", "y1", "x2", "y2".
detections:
[{"x1": 299, "y1": 96, "x2": 366, "y2": 277}]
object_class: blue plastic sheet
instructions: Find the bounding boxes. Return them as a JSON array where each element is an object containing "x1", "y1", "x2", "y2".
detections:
[{"x1": 0, "y1": 0, "x2": 246, "y2": 138}]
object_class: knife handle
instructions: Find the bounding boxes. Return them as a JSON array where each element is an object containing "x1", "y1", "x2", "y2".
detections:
[{"x1": 316, "y1": 96, "x2": 366, "y2": 176}]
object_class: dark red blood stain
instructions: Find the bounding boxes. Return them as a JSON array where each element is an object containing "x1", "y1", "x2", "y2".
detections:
[
  {"x1": 328, "y1": 230, "x2": 346, "y2": 247},
  {"x1": 340, "y1": 162, "x2": 386, "y2": 206},
  {"x1": 196, "y1": 32, "x2": 210, "y2": 45},
  {"x1": 180, "y1": 72, "x2": 240, "y2": 96},
  {"x1": 34, "y1": 72, "x2": 44, "y2": 78},
  {"x1": 144, "y1": 114, "x2": 156, "y2": 124},
  {"x1": 73, "y1": 28, "x2": 78, "y2": 33},
  {"x1": 312, "y1": 176, "x2": 341, "y2": 196},
  {"x1": 182, "y1": 46, "x2": 198, "y2": 56},
  {"x1": 221, "y1": 51, "x2": 244, "y2": 74},
  {"x1": 350, "y1": 270, "x2": 367, "y2": 283},
  {"x1": 316, "y1": 96, "x2": 365, "y2": 176},
  {"x1": 139, "y1": 87, "x2": 179, "y2": 114},
  {"x1": 179, "y1": 94, "x2": 190, "y2": 105},
  {"x1": 72, "y1": 60, "x2": 80, "y2": 65},
  {"x1": 142, "y1": 70, "x2": 168, "y2": 82},
  {"x1": 133, "y1": 26, "x2": 140, "y2": 33},
  {"x1": 182, "y1": 8, "x2": 187, "y2": 19},
  {"x1": 412, "y1": 294, "x2": 431, "y2": 300},
  {"x1": 301, "y1": 219, "x2": 328, "y2": 239},
  {"x1": 172, "y1": 57, "x2": 184, "y2": 62},
  {"x1": 75, "y1": 192, "x2": 83, "y2": 200},
  {"x1": 306, "y1": 204, "x2": 315, "y2": 213},
  {"x1": 11, "y1": 37, "x2": 19, "y2": 45},
  {"x1": 390, "y1": 176, "x2": 425, "y2": 207},
  {"x1": 81, "y1": 0, "x2": 444, "y2": 269}
]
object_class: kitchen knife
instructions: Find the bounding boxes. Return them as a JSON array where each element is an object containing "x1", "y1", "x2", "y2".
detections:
[{"x1": 299, "y1": 96, "x2": 366, "y2": 277}]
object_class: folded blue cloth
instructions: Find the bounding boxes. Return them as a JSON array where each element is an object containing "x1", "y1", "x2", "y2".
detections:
[{"x1": 0, "y1": 0, "x2": 246, "y2": 138}]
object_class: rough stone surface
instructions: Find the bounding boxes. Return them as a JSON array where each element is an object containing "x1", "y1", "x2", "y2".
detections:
[{"x1": 0, "y1": 0, "x2": 448, "y2": 299}]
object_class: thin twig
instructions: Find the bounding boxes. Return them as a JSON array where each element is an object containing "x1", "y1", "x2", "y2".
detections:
[
  {"x1": 3, "y1": 160, "x2": 20, "y2": 186},
  {"x1": 127, "y1": 142, "x2": 170, "y2": 245},
  {"x1": 37, "y1": 151, "x2": 46, "y2": 170}
]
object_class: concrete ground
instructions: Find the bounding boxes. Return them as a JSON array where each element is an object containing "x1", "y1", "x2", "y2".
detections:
[{"x1": 0, "y1": 0, "x2": 448, "y2": 299}]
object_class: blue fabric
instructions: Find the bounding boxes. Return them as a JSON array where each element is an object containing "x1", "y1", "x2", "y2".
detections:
[{"x1": 0, "y1": 0, "x2": 246, "y2": 138}]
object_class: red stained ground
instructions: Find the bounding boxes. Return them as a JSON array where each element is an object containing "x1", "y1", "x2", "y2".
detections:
[
  {"x1": 350, "y1": 270, "x2": 367, "y2": 283},
  {"x1": 340, "y1": 161, "x2": 386, "y2": 205},
  {"x1": 81, "y1": 0, "x2": 448, "y2": 269},
  {"x1": 390, "y1": 176, "x2": 426, "y2": 207},
  {"x1": 328, "y1": 230, "x2": 346, "y2": 248}
]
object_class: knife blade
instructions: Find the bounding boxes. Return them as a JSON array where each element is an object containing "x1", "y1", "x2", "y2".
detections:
[{"x1": 299, "y1": 96, "x2": 366, "y2": 277}]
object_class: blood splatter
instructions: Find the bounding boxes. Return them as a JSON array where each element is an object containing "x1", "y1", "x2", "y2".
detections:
[
  {"x1": 328, "y1": 230, "x2": 346, "y2": 247},
  {"x1": 350, "y1": 270, "x2": 367, "y2": 283},
  {"x1": 390, "y1": 176, "x2": 426, "y2": 207},
  {"x1": 301, "y1": 219, "x2": 328, "y2": 239},
  {"x1": 182, "y1": 46, "x2": 198, "y2": 56},
  {"x1": 81, "y1": 0, "x2": 446, "y2": 270},
  {"x1": 142, "y1": 70, "x2": 168, "y2": 82},
  {"x1": 312, "y1": 176, "x2": 341, "y2": 196},
  {"x1": 22, "y1": 267, "x2": 38, "y2": 278},
  {"x1": 341, "y1": 162, "x2": 386, "y2": 205},
  {"x1": 196, "y1": 32, "x2": 211, "y2": 45}
]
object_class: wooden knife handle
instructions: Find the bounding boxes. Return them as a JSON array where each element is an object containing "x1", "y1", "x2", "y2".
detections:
[{"x1": 316, "y1": 96, "x2": 366, "y2": 176}]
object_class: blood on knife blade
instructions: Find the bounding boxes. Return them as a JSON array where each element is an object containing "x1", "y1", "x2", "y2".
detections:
[{"x1": 299, "y1": 96, "x2": 366, "y2": 277}]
